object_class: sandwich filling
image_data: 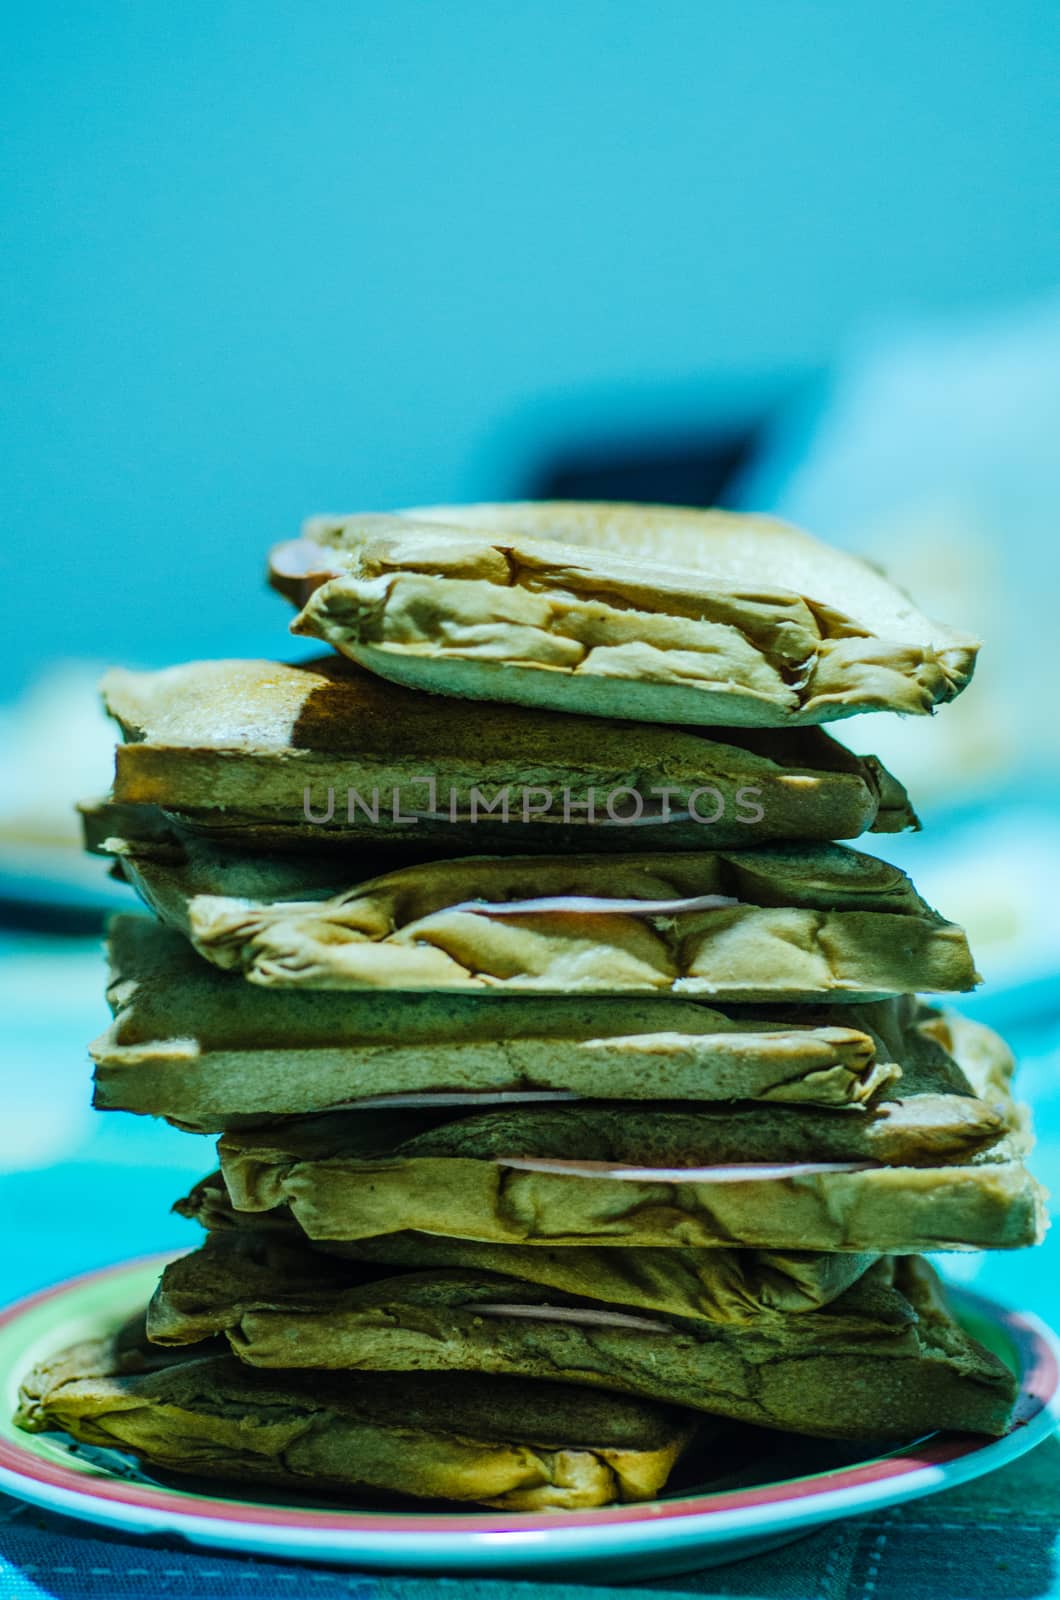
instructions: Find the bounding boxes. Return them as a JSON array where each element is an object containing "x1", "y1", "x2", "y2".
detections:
[{"x1": 98, "y1": 836, "x2": 979, "y2": 1001}]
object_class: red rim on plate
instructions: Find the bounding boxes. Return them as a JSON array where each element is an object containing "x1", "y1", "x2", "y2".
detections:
[{"x1": 0, "y1": 1257, "x2": 1055, "y2": 1537}]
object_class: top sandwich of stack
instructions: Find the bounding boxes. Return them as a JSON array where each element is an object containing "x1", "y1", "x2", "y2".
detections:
[
  {"x1": 24, "y1": 502, "x2": 1043, "y2": 1511},
  {"x1": 270, "y1": 502, "x2": 978, "y2": 727}
]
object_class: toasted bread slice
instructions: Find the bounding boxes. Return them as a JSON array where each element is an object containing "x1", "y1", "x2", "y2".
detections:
[
  {"x1": 96, "y1": 918, "x2": 935, "y2": 1129},
  {"x1": 98, "y1": 655, "x2": 917, "y2": 851},
  {"x1": 217, "y1": 1120, "x2": 1045, "y2": 1253},
  {"x1": 93, "y1": 919, "x2": 992, "y2": 1132},
  {"x1": 98, "y1": 837, "x2": 979, "y2": 1002},
  {"x1": 175, "y1": 1172, "x2": 879, "y2": 1321},
  {"x1": 16, "y1": 1316, "x2": 692, "y2": 1508},
  {"x1": 214, "y1": 1008, "x2": 1042, "y2": 1253},
  {"x1": 269, "y1": 503, "x2": 977, "y2": 727},
  {"x1": 148, "y1": 1234, "x2": 1017, "y2": 1439}
]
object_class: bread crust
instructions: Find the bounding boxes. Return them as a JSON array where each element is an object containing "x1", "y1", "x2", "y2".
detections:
[
  {"x1": 16, "y1": 1318, "x2": 692, "y2": 1508},
  {"x1": 98, "y1": 836, "x2": 979, "y2": 1002},
  {"x1": 270, "y1": 503, "x2": 978, "y2": 727},
  {"x1": 98, "y1": 654, "x2": 918, "y2": 849},
  {"x1": 147, "y1": 1235, "x2": 1017, "y2": 1439}
]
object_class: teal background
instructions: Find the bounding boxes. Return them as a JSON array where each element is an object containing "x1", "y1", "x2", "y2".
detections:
[
  {"x1": 4, "y1": 9, "x2": 1060, "y2": 1589},
  {"x1": 4, "y1": 0, "x2": 1060, "y2": 690}
]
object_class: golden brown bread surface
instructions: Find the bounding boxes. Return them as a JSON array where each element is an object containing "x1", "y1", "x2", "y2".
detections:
[
  {"x1": 176, "y1": 1172, "x2": 880, "y2": 1320},
  {"x1": 100, "y1": 836, "x2": 979, "y2": 1002},
  {"x1": 99, "y1": 655, "x2": 918, "y2": 849},
  {"x1": 214, "y1": 1082, "x2": 1043, "y2": 1254},
  {"x1": 269, "y1": 503, "x2": 977, "y2": 728},
  {"x1": 146, "y1": 1233, "x2": 1017, "y2": 1438},
  {"x1": 96, "y1": 917, "x2": 935, "y2": 1127},
  {"x1": 16, "y1": 1315, "x2": 693, "y2": 1509},
  {"x1": 94, "y1": 916, "x2": 992, "y2": 1130}
]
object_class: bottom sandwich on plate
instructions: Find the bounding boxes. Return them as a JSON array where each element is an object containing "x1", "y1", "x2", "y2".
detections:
[
  {"x1": 12, "y1": 1244, "x2": 1022, "y2": 1514},
  {"x1": 17, "y1": 1311, "x2": 697, "y2": 1511},
  {"x1": 143, "y1": 1231, "x2": 1018, "y2": 1441},
  {"x1": 0, "y1": 1258, "x2": 1057, "y2": 1576}
]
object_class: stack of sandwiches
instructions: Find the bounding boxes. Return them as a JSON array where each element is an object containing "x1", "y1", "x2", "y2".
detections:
[{"x1": 18, "y1": 503, "x2": 1046, "y2": 1512}]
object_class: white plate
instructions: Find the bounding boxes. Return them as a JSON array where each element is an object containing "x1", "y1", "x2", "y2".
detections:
[{"x1": 0, "y1": 1256, "x2": 1056, "y2": 1580}]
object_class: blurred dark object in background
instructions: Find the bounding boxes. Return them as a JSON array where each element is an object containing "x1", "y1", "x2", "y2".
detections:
[{"x1": 529, "y1": 418, "x2": 768, "y2": 508}]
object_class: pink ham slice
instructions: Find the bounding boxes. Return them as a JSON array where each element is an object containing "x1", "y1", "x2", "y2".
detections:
[
  {"x1": 269, "y1": 539, "x2": 342, "y2": 599},
  {"x1": 446, "y1": 894, "x2": 740, "y2": 917},
  {"x1": 497, "y1": 1157, "x2": 877, "y2": 1182},
  {"x1": 317, "y1": 1090, "x2": 583, "y2": 1112},
  {"x1": 468, "y1": 1303, "x2": 673, "y2": 1334}
]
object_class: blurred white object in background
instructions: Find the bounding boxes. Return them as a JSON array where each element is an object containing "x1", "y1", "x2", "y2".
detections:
[
  {"x1": 0, "y1": 663, "x2": 124, "y2": 908},
  {"x1": 736, "y1": 295, "x2": 1060, "y2": 996},
  {"x1": 737, "y1": 293, "x2": 1060, "y2": 800},
  {"x1": 0, "y1": 664, "x2": 113, "y2": 847},
  {"x1": 0, "y1": 941, "x2": 101, "y2": 1168}
]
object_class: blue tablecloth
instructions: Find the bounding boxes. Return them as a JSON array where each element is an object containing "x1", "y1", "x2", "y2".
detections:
[
  {"x1": 3, "y1": 1437, "x2": 1060, "y2": 1600},
  {"x1": 2, "y1": 931, "x2": 1058, "y2": 1598}
]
